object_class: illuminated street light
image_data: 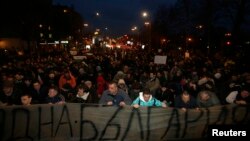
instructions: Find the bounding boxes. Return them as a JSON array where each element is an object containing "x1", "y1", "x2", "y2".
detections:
[
  {"x1": 142, "y1": 11, "x2": 148, "y2": 18},
  {"x1": 96, "y1": 12, "x2": 100, "y2": 16},
  {"x1": 131, "y1": 26, "x2": 137, "y2": 31},
  {"x1": 142, "y1": 45, "x2": 145, "y2": 49},
  {"x1": 83, "y1": 23, "x2": 88, "y2": 27},
  {"x1": 187, "y1": 37, "x2": 192, "y2": 42},
  {"x1": 86, "y1": 45, "x2": 91, "y2": 49},
  {"x1": 226, "y1": 41, "x2": 231, "y2": 45},
  {"x1": 225, "y1": 32, "x2": 232, "y2": 37},
  {"x1": 196, "y1": 25, "x2": 203, "y2": 29},
  {"x1": 144, "y1": 22, "x2": 150, "y2": 25}
]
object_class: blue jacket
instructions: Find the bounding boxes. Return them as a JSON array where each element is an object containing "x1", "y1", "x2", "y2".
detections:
[{"x1": 132, "y1": 92, "x2": 162, "y2": 107}]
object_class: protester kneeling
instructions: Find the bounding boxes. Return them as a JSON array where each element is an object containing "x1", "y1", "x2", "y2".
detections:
[{"x1": 132, "y1": 88, "x2": 167, "y2": 108}]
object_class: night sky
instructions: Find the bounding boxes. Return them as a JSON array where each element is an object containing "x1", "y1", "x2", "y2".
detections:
[{"x1": 53, "y1": 0, "x2": 177, "y2": 37}]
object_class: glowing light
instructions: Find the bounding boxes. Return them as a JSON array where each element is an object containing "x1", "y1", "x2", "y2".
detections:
[
  {"x1": 144, "y1": 22, "x2": 150, "y2": 25},
  {"x1": 142, "y1": 12, "x2": 148, "y2": 17},
  {"x1": 225, "y1": 33, "x2": 232, "y2": 37},
  {"x1": 40, "y1": 33, "x2": 44, "y2": 38},
  {"x1": 86, "y1": 45, "x2": 91, "y2": 49},
  {"x1": 106, "y1": 44, "x2": 112, "y2": 48},
  {"x1": 196, "y1": 25, "x2": 203, "y2": 29},
  {"x1": 61, "y1": 41, "x2": 69, "y2": 44},
  {"x1": 131, "y1": 26, "x2": 137, "y2": 31},
  {"x1": 17, "y1": 51, "x2": 24, "y2": 56},
  {"x1": 185, "y1": 51, "x2": 190, "y2": 58}
]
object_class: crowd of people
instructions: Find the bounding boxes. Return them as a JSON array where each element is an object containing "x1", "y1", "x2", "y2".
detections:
[{"x1": 0, "y1": 48, "x2": 250, "y2": 110}]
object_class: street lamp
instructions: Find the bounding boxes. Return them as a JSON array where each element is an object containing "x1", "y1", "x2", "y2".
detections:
[
  {"x1": 96, "y1": 12, "x2": 100, "y2": 16},
  {"x1": 186, "y1": 37, "x2": 193, "y2": 50},
  {"x1": 225, "y1": 32, "x2": 231, "y2": 37},
  {"x1": 131, "y1": 26, "x2": 139, "y2": 44},
  {"x1": 83, "y1": 23, "x2": 88, "y2": 27},
  {"x1": 131, "y1": 26, "x2": 137, "y2": 31},
  {"x1": 187, "y1": 37, "x2": 192, "y2": 42},
  {"x1": 142, "y1": 11, "x2": 148, "y2": 18},
  {"x1": 141, "y1": 11, "x2": 152, "y2": 49},
  {"x1": 196, "y1": 25, "x2": 203, "y2": 29},
  {"x1": 144, "y1": 22, "x2": 150, "y2": 25}
]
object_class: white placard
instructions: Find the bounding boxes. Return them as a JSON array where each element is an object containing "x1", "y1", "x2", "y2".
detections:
[
  {"x1": 154, "y1": 55, "x2": 167, "y2": 64},
  {"x1": 73, "y1": 56, "x2": 86, "y2": 60}
]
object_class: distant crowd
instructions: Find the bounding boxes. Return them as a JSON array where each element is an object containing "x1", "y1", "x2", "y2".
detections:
[{"x1": 0, "y1": 48, "x2": 249, "y2": 110}]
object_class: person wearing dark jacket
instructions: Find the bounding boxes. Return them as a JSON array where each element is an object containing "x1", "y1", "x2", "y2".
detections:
[
  {"x1": 31, "y1": 81, "x2": 48, "y2": 104},
  {"x1": 70, "y1": 84, "x2": 94, "y2": 103},
  {"x1": 175, "y1": 91, "x2": 198, "y2": 112},
  {"x1": 46, "y1": 86, "x2": 65, "y2": 104},
  {"x1": 99, "y1": 81, "x2": 132, "y2": 106},
  {"x1": 155, "y1": 84, "x2": 175, "y2": 107},
  {"x1": 0, "y1": 81, "x2": 22, "y2": 106},
  {"x1": 85, "y1": 80, "x2": 99, "y2": 103}
]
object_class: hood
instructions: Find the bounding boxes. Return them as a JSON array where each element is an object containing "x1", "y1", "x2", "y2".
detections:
[{"x1": 139, "y1": 92, "x2": 152, "y2": 102}]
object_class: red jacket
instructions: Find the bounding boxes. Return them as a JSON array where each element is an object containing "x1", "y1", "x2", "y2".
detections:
[
  {"x1": 96, "y1": 75, "x2": 106, "y2": 96},
  {"x1": 59, "y1": 73, "x2": 76, "y2": 90}
]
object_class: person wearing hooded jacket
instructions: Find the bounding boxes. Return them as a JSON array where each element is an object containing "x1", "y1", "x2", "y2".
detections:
[{"x1": 132, "y1": 88, "x2": 167, "y2": 108}]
